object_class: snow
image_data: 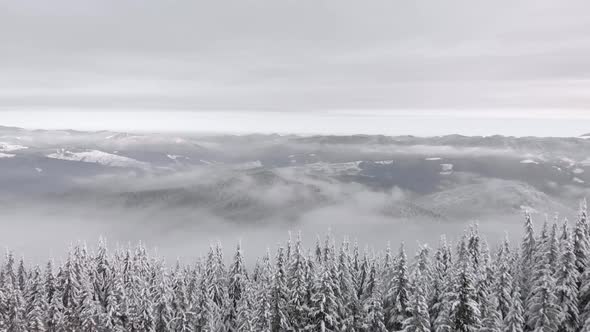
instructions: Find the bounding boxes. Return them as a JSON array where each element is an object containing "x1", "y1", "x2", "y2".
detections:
[
  {"x1": 0, "y1": 142, "x2": 28, "y2": 152},
  {"x1": 304, "y1": 161, "x2": 362, "y2": 175},
  {"x1": 581, "y1": 158, "x2": 590, "y2": 166},
  {"x1": 105, "y1": 133, "x2": 142, "y2": 140},
  {"x1": 233, "y1": 160, "x2": 263, "y2": 170},
  {"x1": 440, "y1": 163, "x2": 453, "y2": 171},
  {"x1": 520, "y1": 205, "x2": 538, "y2": 213},
  {"x1": 520, "y1": 159, "x2": 539, "y2": 164},
  {"x1": 167, "y1": 154, "x2": 188, "y2": 161},
  {"x1": 552, "y1": 166, "x2": 562, "y2": 172},
  {"x1": 573, "y1": 177, "x2": 585, "y2": 184},
  {"x1": 560, "y1": 157, "x2": 576, "y2": 167},
  {"x1": 47, "y1": 149, "x2": 150, "y2": 169},
  {"x1": 573, "y1": 168, "x2": 585, "y2": 174},
  {"x1": 425, "y1": 157, "x2": 441, "y2": 161},
  {"x1": 374, "y1": 160, "x2": 394, "y2": 165},
  {"x1": 35, "y1": 167, "x2": 43, "y2": 173},
  {"x1": 0, "y1": 152, "x2": 15, "y2": 158},
  {"x1": 439, "y1": 163, "x2": 454, "y2": 175}
]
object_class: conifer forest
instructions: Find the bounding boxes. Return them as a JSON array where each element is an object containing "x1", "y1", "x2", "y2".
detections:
[{"x1": 1, "y1": 203, "x2": 589, "y2": 332}]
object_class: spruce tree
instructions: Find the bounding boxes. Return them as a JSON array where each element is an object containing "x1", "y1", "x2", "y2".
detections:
[
  {"x1": 520, "y1": 211, "x2": 536, "y2": 303},
  {"x1": 25, "y1": 266, "x2": 48, "y2": 332},
  {"x1": 385, "y1": 243, "x2": 411, "y2": 330},
  {"x1": 503, "y1": 279, "x2": 524, "y2": 332},
  {"x1": 308, "y1": 263, "x2": 340, "y2": 332},
  {"x1": 480, "y1": 294, "x2": 502, "y2": 332},
  {"x1": 494, "y1": 236, "x2": 514, "y2": 320},
  {"x1": 403, "y1": 269, "x2": 431, "y2": 332},
  {"x1": 430, "y1": 235, "x2": 452, "y2": 332},
  {"x1": 270, "y1": 247, "x2": 290, "y2": 332},
  {"x1": 253, "y1": 250, "x2": 273, "y2": 332},
  {"x1": 555, "y1": 229, "x2": 579, "y2": 332},
  {"x1": 527, "y1": 245, "x2": 560, "y2": 332},
  {"x1": 449, "y1": 236, "x2": 481, "y2": 332},
  {"x1": 227, "y1": 242, "x2": 248, "y2": 332},
  {"x1": 288, "y1": 233, "x2": 310, "y2": 331}
]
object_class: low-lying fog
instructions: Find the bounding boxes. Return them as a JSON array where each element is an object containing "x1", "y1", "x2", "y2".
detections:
[
  {"x1": 0, "y1": 126, "x2": 588, "y2": 263},
  {"x1": 2, "y1": 205, "x2": 530, "y2": 265}
]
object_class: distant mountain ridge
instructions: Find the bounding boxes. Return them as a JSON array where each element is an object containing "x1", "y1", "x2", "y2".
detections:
[{"x1": 0, "y1": 125, "x2": 587, "y2": 224}]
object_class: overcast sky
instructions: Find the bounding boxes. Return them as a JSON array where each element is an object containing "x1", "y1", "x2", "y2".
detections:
[{"x1": 1, "y1": 0, "x2": 589, "y2": 135}]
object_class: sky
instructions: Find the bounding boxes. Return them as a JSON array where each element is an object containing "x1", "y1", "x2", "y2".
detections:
[{"x1": 1, "y1": 0, "x2": 589, "y2": 135}]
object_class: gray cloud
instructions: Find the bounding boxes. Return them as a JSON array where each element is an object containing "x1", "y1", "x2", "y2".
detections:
[{"x1": 1, "y1": 0, "x2": 590, "y2": 112}]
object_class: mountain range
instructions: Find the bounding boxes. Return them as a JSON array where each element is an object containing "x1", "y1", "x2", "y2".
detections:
[{"x1": 0, "y1": 125, "x2": 588, "y2": 226}]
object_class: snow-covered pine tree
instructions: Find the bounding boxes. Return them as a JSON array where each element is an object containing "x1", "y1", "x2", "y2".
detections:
[
  {"x1": 476, "y1": 237, "x2": 496, "y2": 325},
  {"x1": 169, "y1": 266, "x2": 192, "y2": 332},
  {"x1": 59, "y1": 251, "x2": 83, "y2": 330},
  {"x1": 193, "y1": 272, "x2": 217, "y2": 332},
  {"x1": 270, "y1": 247, "x2": 290, "y2": 332},
  {"x1": 413, "y1": 244, "x2": 432, "y2": 298},
  {"x1": 236, "y1": 279, "x2": 256, "y2": 332},
  {"x1": 449, "y1": 235, "x2": 481, "y2": 332},
  {"x1": 131, "y1": 285, "x2": 155, "y2": 332},
  {"x1": 355, "y1": 252, "x2": 369, "y2": 301},
  {"x1": 520, "y1": 211, "x2": 536, "y2": 304},
  {"x1": 494, "y1": 236, "x2": 514, "y2": 320},
  {"x1": 363, "y1": 258, "x2": 378, "y2": 300},
  {"x1": 25, "y1": 265, "x2": 48, "y2": 332},
  {"x1": 323, "y1": 232, "x2": 337, "y2": 264},
  {"x1": 315, "y1": 236, "x2": 323, "y2": 265},
  {"x1": 555, "y1": 228, "x2": 579, "y2": 332},
  {"x1": 253, "y1": 250, "x2": 273, "y2": 332},
  {"x1": 4, "y1": 273, "x2": 26, "y2": 332},
  {"x1": 403, "y1": 269, "x2": 432, "y2": 332},
  {"x1": 337, "y1": 242, "x2": 361, "y2": 331},
  {"x1": 288, "y1": 233, "x2": 310, "y2": 331},
  {"x1": 17, "y1": 257, "x2": 27, "y2": 293},
  {"x1": 502, "y1": 279, "x2": 524, "y2": 332},
  {"x1": 93, "y1": 238, "x2": 110, "y2": 312},
  {"x1": 382, "y1": 242, "x2": 393, "y2": 289},
  {"x1": 547, "y1": 222, "x2": 560, "y2": 274},
  {"x1": 363, "y1": 261, "x2": 387, "y2": 332},
  {"x1": 430, "y1": 235, "x2": 452, "y2": 332},
  {"x1": 526, "y1": 238, "x2": 561, "y2": 332},
  {"x1": 151, "y1": 265, "x2": 171, "y2": 332},
  {"x1": 581, "y1": 198, "x2": 588, "y2": 237},
  {"x1": 574, "y1": 209, "x2": 589, "y2": 278},
  {"x1": 577, "y1": 203, "x2": 590, "y2": 327},
  {"x1": 78, "y1": 261, "x2": 100, "y2": 332},
  {"x1": 363, "y1": 290, "x2": 387, "y2": 332},
  {"x1": 46, "y1": 266, "x2": 66, "y2": 332},
  {"x1": 384, "y1": 243, "x2": 411, "y2": 331},
  {"x1": 308, "y1": 261, "x2": 340, "y2": 332},
  {"x1": 480, "y1": 293, "x2": 502, "y2": 332},
  {"x1": 467, "y1": 225, "x2": 482, "y2": 276},
  {"x1": 227, "y1": 242, "x2": 249, "y2": 332},
  {"x1": 210, "y1": 243, "x2": 228, "y2": 310}
]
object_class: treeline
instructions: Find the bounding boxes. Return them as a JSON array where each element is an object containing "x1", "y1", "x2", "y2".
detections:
[{"x1": 0, "y1": 203, "x2": 589, "y2": 331}]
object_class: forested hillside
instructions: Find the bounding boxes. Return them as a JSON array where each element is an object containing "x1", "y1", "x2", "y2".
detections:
[{"x1": 1, "y1": 202, "x2": 589, "y2": 331}]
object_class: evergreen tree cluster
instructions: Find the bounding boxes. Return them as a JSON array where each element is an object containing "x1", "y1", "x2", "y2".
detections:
[{"x1": 1, "y1": 201, "x2": 589, "y2": 331}]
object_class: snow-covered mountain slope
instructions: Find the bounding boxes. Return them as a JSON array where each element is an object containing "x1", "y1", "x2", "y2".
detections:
[
  {"x1": 0, "y1": 126, "x2": 587, "y2": 224},
  {"x1": 0, "y1": 142, "x2": 28, "y2": 152},
  {"x1": 46, "y1": 149, "x2": 150, "y2": 169}
]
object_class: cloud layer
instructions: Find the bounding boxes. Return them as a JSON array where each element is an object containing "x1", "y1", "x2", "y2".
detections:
[{"x1": 1, "y1": 0, "x2": 590, "y2": 112}]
